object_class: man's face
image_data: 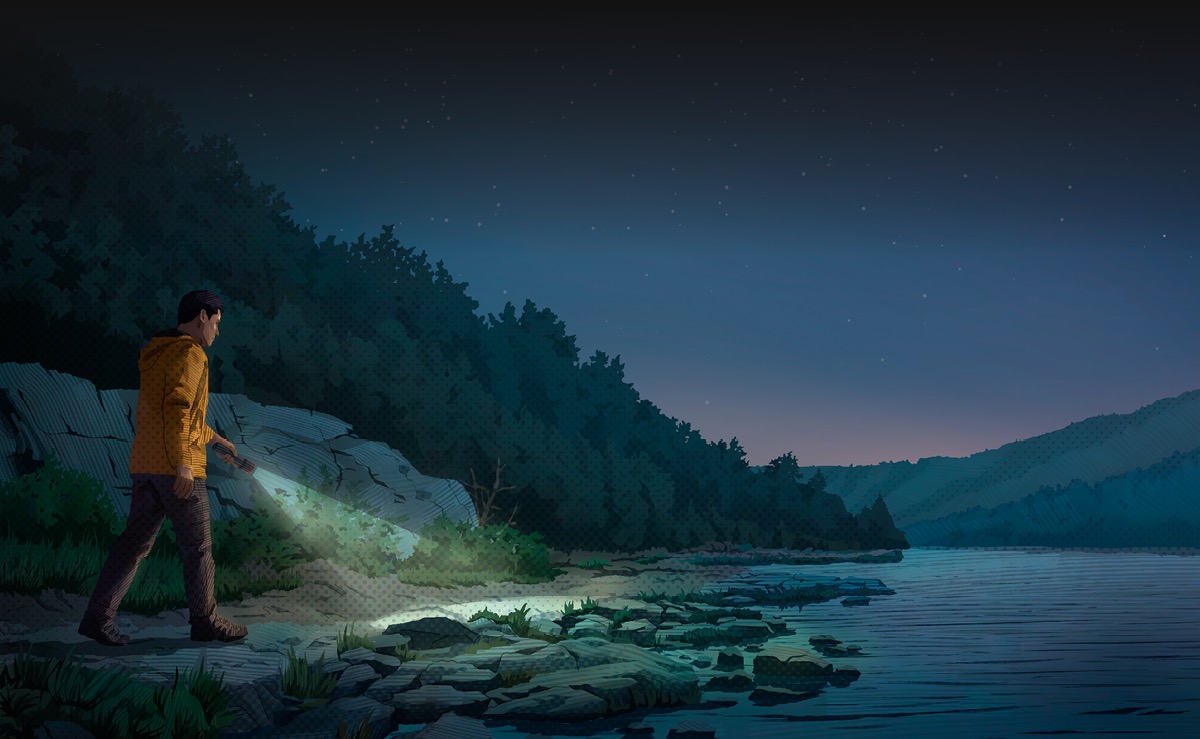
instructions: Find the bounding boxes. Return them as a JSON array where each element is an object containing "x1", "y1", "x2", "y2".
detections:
[{"x1": 201, "y1": 310, "x2": 221, "y2": 347}]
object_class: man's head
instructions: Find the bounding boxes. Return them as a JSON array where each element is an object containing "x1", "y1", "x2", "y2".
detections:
[{"x1": 177, "y1": 290, "x2": 224, "y2": 348}]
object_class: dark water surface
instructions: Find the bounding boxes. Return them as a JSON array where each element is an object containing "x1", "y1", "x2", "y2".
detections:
[{"x1": 466, "y1": 548, "x2": 1200, "y2": 738}]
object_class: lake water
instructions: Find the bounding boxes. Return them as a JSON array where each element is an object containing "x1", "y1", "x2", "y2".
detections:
[{"x1": 482, "y1": 548, "x2": 1200, "y2": 739}]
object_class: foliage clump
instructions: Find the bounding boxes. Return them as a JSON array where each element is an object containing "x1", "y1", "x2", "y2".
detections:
[
  {"x1": 2, "y1": 450, "x2": 122, "y2": 544},
  {"x1": 395, "y1": 517, "x2": 563, "y2": 586},
  {"x1": 0, "y1": 649, "x2": 235, "y2": 738}
]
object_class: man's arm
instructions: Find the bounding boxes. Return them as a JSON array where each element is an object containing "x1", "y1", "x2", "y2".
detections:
[
  {"x1": 161, "y1": 346, "x2": 203, "y2": 470},
  {"x1": 162, "y1": 345, "x2": 206, "y2": 499}
]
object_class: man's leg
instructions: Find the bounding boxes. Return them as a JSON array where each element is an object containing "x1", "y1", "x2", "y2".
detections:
[
  {"x1": 168, "y1": 477, "x2": 246, "y2": 641},
  {"x1": 79, "y1": 474, "x2": 167, "y2": 646}
]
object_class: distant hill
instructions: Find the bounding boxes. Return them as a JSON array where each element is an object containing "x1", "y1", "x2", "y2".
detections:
[
  {"x1": 798, "y1": 390, "x2": 1200, "y2": 546},
  {"x1": 904, "y1": 447, "x2": 1200, "y2": 547}
]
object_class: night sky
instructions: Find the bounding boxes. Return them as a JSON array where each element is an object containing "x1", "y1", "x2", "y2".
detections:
[{"x1": 11, "y1": 10, "x2": 1198, "y2": 466}]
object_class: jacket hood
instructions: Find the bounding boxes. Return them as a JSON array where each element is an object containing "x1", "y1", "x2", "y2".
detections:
[{"x1": 138, "y1": 329, "x2": 200, "y2": 373}]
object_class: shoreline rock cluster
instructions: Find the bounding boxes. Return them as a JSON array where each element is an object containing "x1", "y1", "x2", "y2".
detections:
[
  {"x1": 216, "y1": 573, "x2": 892, "y2": 738},
  {"x1": 5, "y1": 566, "x2": 896, "y2": 738}
]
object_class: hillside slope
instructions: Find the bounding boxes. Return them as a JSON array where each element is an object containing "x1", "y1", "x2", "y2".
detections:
[{"x1": 799, "y1": 390, "x2": 1200, "y2": 531}]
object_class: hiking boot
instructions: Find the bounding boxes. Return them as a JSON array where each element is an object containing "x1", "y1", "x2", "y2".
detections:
[
  {"x1": 190, "y1": 611, "x2": 248, "y2": 642},
  {"x1": 78, "y1": 614, "x2": 129, "y2": 646}
]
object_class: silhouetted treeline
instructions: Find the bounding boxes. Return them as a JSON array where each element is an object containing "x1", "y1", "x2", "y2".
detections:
[{"x1": 0, "y1": 39, "x2": 907, "y2": 553}]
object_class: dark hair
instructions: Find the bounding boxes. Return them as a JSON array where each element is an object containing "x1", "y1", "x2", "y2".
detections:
[{"x1": 177, "y1": 290, "x2": 224, "y2": 324}]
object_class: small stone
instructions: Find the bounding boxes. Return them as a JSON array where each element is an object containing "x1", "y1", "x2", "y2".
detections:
[
  {"x1": 715, "y1": 647, "x2": 744, "y2": 670},
  {"x1": 750, "y1": 686, "x2": 819, "y2": 705},
  {"x1": 703, "y1": 669, "x2": 755, "y2": 692},
  {"x1": 667, "y1": 718, "x2": 717, "y2": 738}
]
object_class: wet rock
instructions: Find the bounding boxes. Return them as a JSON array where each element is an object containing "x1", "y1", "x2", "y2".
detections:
[
  {"x1": 703, "y1": 669, "x2": 755, "y2": 692},
  {"x1": 718, "y1": 619, "x2": 774, "y2": 640},
  {"x1": 567, "y1": 614, "x2": 612, "y2": 638},
  {"x1": 715, "y1": 647, "x2": 744, "y2": 670},
  {"x1": 362, "y1": 670, "x2": 421, "y2": 702},
  {"x1": 372, "y1": 633, "x2": 413, "y2": 655},
  {"x1": 842, "y1": 596, "x2": 871, "y2": 606},
  {"x1": 485, "y1": 685, "x2": 610, "y2": 721},
  {"x1": 667, "y1": 718, "x2": 717, "y2": 738},
  {"x1": 492, "y1": 643, "x2": 577, "y2": 675},
  {"x1": 330, "y1": 662, "x2": 380, "y2": 701},
  {"x1": 262, "y1": 695, "x2": 392, "y2": 738},
  {"x1": 388, "y1": 684, "x2": 491, "y2": 723},
  {"x1": 384, "y1": 617, "x2": 480, "y2": 650},
  {"x1": 750, "y1": 685, "x2": 819, "y2": 705},
  {"x1": 753, "y1": 642, "x2": 833, "y2": 677},
  {"x1": 411, "y1": 713, "x2": 493, "y2": 738},
  {"x1": 613, "y1": 618, "x2": 658, "y2": 646}
]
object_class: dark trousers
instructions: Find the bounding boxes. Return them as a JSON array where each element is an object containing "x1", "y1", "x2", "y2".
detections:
[{"x1": 84, "y1": 474, "x2": 217, "y2": 623}]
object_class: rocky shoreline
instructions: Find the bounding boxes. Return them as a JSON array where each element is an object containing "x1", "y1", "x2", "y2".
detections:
[{"x1": 1, "y1": 549, "x2": 899, "y2": 738}]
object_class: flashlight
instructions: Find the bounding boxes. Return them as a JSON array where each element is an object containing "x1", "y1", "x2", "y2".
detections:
[{"x1": 213, "y1": 442, "x2": 256, "y2": 475}]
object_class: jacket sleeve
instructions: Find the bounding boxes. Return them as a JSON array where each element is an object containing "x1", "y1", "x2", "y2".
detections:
[{"x1": 161, "y1": 345, "x2": 206, "y2": 468}]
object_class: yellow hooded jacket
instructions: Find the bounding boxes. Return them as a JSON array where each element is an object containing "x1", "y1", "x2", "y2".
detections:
[{"x1": 129, "y1": 330, "x2": 216, "y2": 478}]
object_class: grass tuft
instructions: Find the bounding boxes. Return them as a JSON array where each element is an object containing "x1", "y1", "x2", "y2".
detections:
[{"x1": 337, "y1": 623, "x2": 376, "y2": 657}]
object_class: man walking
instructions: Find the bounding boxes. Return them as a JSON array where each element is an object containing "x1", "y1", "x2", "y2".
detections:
[{"x1": 78, "y1": 289, "x2": 248, "y2": 646}]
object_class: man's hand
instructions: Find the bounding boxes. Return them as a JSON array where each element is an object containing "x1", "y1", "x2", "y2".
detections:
[
  {"x1": 212, "y1": 435, "x2": 237, "y2": 465},
  {"x1": 174, "y1": 465, "x2": 195, "y2": 499}
]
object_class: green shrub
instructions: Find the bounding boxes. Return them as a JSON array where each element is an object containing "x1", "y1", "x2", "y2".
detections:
[
  {"x1": 577, "y1": 558, "x2": 610, "y2": 570},
  {"x1": 279, "y1": 646, "x2": 336, "y2": 702},
  {"x1": 0, "y1": 648, "x2": 234, "y2": 738},
  {"x1": 469, "y1": 603, "x2": 533, "y2": 637},
  {"x1": 562, "y1": 596, "x2": 599, "y2": 617},
  {"x1": 0, "y1": 535, "x2": 302, "y2": 614},
  {"x1": 210, "y1": 499, "x2": 311, "y2": 572},
  {"x1": 499, "y1": 667, "x2": 538, "y2": 687},
  {"x1": 607, "y1": 607, "x2": 635, "y2": 636},
  {"x1": 0, "y1": 450, "x2": 122, "y2": 545},
  {"x1": 268, "y1": 472, "x2": 411, "y2": 578},
  {"x1": 395, "y1": 517, "x2": 563, "y2": 585}
]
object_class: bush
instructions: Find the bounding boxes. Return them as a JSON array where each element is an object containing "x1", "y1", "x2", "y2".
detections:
[
  {"x1": 0, "y1": 648, "x2": 234, "y2": 738},
  {"x1": 210, "y1": 499, "x2": 310, "y2": 572},
  {"x1": 265, "y1": 471, "x2": 411, "y2": 578},
  {"x1": 395, "y1": 517, "x2": 563, "y2": 585},
  {"x1": 0, "y1": 450, "x2": 122, "y2": 545}
]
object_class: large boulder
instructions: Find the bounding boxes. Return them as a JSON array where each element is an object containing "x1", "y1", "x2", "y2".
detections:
[{"x1": 0, "y1": 362, "x2": 477, "y2": 557}]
